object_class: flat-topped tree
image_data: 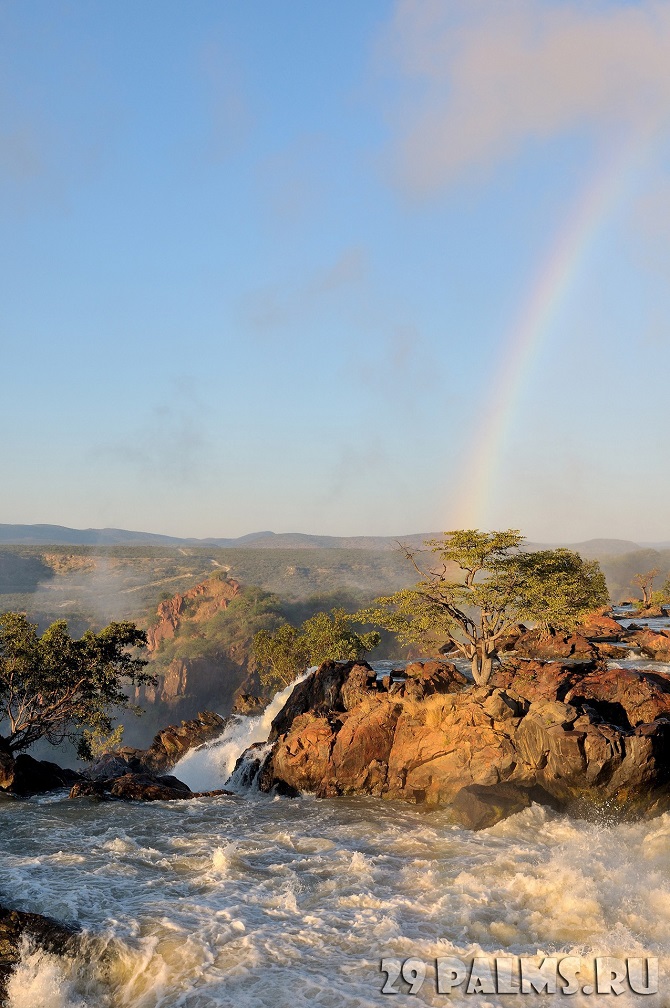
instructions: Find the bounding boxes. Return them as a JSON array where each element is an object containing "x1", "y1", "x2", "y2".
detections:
[
  {"x1": 0, "y1": 612, "x2": 155, "y2": 756},
  {"x1": 357, "y1": 530, "x2": 609, "y2": 685}
]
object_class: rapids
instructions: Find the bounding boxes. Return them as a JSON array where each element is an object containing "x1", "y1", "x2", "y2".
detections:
[{"x1": 2, "y1": 646, "x2": 670, "y2": 1006}]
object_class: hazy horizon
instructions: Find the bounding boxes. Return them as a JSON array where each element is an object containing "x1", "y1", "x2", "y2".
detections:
[
  {"x1": 0, "y1": 519, "x2": 666, "y2": 549},
  {"x1": 2, "y1": 1, "x2": 669, "y2": 542}
]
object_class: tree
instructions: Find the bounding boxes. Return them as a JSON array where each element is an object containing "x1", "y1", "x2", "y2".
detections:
[
  {"x1": 357, "y1": 530, "x2": 609, "y2": 686},
  {"x1": 0, "y1": 612, "x2": 154, "y2": 755},
  {"x1": 300, "y1": 609, "x2": 380, "y2": 665},
  {"x1": 631, "y1": 568, "x2": 660, "y2": 608},
  {"x1": 253, "y1": 624, "x2": 309, "y2": 690},
  {"x1": 253, "y1": 608, "x2": 381, "y2": 691}
]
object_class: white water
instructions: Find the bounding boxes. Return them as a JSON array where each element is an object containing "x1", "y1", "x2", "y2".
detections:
[
  {"x1": 3, "y1": 653, "x2": 670, "y2": 1006},
  {"x1": 173, "y1": 670, "x2": 313, "y2": 793}
]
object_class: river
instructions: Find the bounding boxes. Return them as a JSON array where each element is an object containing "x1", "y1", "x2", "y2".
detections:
[{"x1": 2, "y1": 643, "x2": 670, "y2": 1007}]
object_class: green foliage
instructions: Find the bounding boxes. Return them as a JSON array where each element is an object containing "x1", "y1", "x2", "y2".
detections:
[
  {"x1": 300, "y1": 609, "x2": 381, "y2": 665},
  {"x1": 253, "y1": 608, "x2": 381, "y2": 691},
  {"x1": 78, "y1": 723, "x2": 125, "y2": 761},
  {"x1": 154, "y1": 587, "x2": 286, "y2": 665},
  {"x1": 253, "y1": 624, "x2": 309, "y2": 690},
  {"x1": 357, "y1": 529, "x2": 609, "y2": 685},
  {"x1": 0, "y1": 612, "x2": 154, "y2": 753}
]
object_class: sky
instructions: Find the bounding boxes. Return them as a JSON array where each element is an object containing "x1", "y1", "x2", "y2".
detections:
[{"x1": 1, "y1": 0, "x2": 670, "y2": 542}]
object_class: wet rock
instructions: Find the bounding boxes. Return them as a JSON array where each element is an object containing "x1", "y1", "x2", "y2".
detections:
[
  {"x1": 8, "y1": 755, "x2": 81, "y2": 796},
  {"x1": 630, "y1": 629, "x2": 670, "y2": 662},
  {"x1": 231, "y1": 693, "x2": 267, "y2": 716},
  {"x1": 0, "y1": 904, "x2": 77, "y2": 999},
  {"x1": 450, "y1": 782, "x2": 560, "y2": 830},
  {"x1": 108, "y1": 773, "x2": 194, "y2": 801},
  {"x1": 0, "y1": 753, "x2": 14, "y2": 791}
]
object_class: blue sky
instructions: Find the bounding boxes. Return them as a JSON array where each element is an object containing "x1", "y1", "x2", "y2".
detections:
[{"x1": 1, "y1": 0, "x2": 669, "y2": 541}]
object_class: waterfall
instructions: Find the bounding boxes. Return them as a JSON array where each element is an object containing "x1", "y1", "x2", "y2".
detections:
[{"x1": 172, "y1": 670, "x2": 313, "y2": 793}]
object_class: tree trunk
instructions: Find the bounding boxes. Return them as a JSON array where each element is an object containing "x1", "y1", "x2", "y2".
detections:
[{"x1": 471, "y1": 654, "x2": 481, "y2": 683}]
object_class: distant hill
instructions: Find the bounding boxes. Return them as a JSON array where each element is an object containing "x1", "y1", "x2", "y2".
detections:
[
  {"x1": 0, "y1": 524, "x2": 648, "y2": 555},
  {"x1": 535, "y1": 538, "x2": 644, "y2": 558},
  {"x1": 0, "y1": 524, "x2": 435, "y2": 550}
]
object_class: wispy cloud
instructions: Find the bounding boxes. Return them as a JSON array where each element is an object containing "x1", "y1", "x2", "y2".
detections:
[
  {"x1": 199, "y1": 39, "x2": 252, "y2": 162},
  {"x1": 380, "y1": 0, "x2": 670, "y2": 193},
  {"x1": 238, "y1": 246, "x2": 368, "y2": 338},
  {"x1": 96, "y1": 378, "x2": 209, "y2": 483}
]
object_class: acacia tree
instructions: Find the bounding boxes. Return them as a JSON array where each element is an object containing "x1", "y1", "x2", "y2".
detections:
[
  {"x1": 253, "y1": 608, "x2": 380, "y2": 691},
  {"x1": 631, "y1": 568, "x2": 660, "y2": 608},
  {"x1": 0, "y1": 612, "x2": 154, "y2": 755},
  {"x1": 357, "y1": 530, "x2": 609, "y2": 686}
]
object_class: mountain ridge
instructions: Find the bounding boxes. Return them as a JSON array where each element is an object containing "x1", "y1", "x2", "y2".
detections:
[{"x1": 0, "y1": 523, "x2": 647, "y2": 556}]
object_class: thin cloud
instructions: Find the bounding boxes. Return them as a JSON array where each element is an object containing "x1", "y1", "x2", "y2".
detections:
[
  {"x1": 380, "y1": 0, "x2": 670, "y2": 193},
  {"x1": 238, "y1": 246, "x2": 368, "y2": 338},
  {"x1": 199, "y1": 39, "x2": 252, "y2": 162}
]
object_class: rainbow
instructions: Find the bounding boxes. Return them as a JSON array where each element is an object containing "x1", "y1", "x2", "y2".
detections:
[{"x1": 452, "y1": 140, "x2": 643, "y2": 529}]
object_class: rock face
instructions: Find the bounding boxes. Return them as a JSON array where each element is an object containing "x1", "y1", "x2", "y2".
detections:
[
  {"x1": 134, "y1": 576, "x2": 256, "y2": 728},
  {"x1": 259, "y1": 659, "x2": 670, "y2": 827},
  {"x1": 513, "y1": 627, "x2": 596, "y2": 662},
  {"x1": 0, "y1": 904, "x2": 77, "y2": 998},
  {"x1": 0, "y1": 753, "x2": 82, "y2": 797},
  {"x1": 146, "y1": 577, "x2": 241, "y2": 651},
  {"x1": 72, "y1": 711, "x2": 229, "y2": 802}
]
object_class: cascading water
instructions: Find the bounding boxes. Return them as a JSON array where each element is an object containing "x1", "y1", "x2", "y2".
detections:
[
  {"x1": 172, "y1": 669, "x2": 313, "y2": 793},
  {"x1": 3, "y1": 638, "x2": 670, "y2": 1006}
]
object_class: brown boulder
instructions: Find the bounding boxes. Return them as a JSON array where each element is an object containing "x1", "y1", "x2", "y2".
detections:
[
  {"x1": 0, "y1": 752, "x2": 14, "y2": 790},
  {"x1": 631, "y1": 629, "x2": 670, "y2": 661},
  {"x1": 8, "y1": 755, "x2": 81, "y2": 796},
  {"x1": 577, "y1": 611, "x2": 626, "y2": 640},
  {"x1": 269, "y1": 714, "x2": 337, "y2": 793},
  {"x1": 109, "y1": 773, "x2": 194, "y2": 801},
  {"x1": 451, "y1": 782, "x2": 560, "y2": 830},
  {"x1": 564, "y1": 665, "x2": 670, "y2": 728},
  {"x1": 514, "y1": 627, "x2": 596, "y2": 661},
  {"x1": 259, "y1": 659, "x2": 670, "y2": 827}
]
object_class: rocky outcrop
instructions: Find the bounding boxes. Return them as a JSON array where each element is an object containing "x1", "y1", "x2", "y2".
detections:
[
  {"x1": 630, "y1": 628, "x2": 670, "y2": 661},
  {"x1": 146, "y1": 577, "x2": 241, "y2": 651},
  {"x1": 231, "y1": 693, "x2": 267, "y2": 716},
  {"x1": 72, "y1": 711, "x2": 229, "y2": 803},
  {"x1": 69, "y1": 773, "x2": 232, "y2": 802},
  {"x1": 0, "y1": 904, "x2": 77, "y2": 999},
  {"x1": 513, "y1": 627, "x2": 596, "y2": 662},
  {"x1": 0, "y1": 753, "x2": 82, "y2": 797},
  {"x1": 577, "y1": 610, "x2": 628, "y2": 640},
  {"x1": 85, "y1": 711, "x2": 226, "y2": 782},
  {"x1": 258, "y1": 658, "x2": 670, "y2": 827}
]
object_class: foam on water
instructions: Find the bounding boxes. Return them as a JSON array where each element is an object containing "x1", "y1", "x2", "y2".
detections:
[
  {"x1": 4, "y1": 645, "x2": 670, "y2": 1006},
  {"x1": 172, "y1": 670, "x2": 313, "y2": 793},
  {"x1": 3, "y1": 796, "x2": 670, "y2": 1007}
]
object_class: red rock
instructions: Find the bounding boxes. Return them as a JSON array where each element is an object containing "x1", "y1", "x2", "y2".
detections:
[
  {"x1": 577, "y1": 610, "x2": 626, "y2": 640},
  {"x1": 259, "y1": 658, "x2": 670, "y2": 827},
  {"x1": 513, "y1": 627, "x2": 596, "y2": 661},
  {"x1": 631, "y1": 628, "x2": 670, "y2": 661}
]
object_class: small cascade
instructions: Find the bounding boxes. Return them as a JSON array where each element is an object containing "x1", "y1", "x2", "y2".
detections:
[{"x1": 172, "y1": 670, "x2": 313, "y2": 793}]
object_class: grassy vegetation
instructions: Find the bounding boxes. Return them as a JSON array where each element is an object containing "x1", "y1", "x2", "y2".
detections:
[{"x1": 0, "y1": 544, "x2": 419, "y2": 631}]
